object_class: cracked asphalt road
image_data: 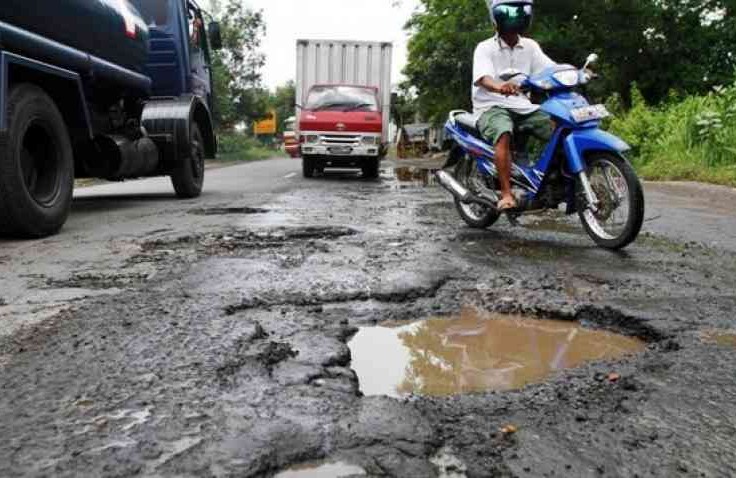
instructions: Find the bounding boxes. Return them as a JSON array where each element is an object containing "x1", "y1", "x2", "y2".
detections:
[{"x1": 1, "y1": 157, "x2": 735, "y2": 477}]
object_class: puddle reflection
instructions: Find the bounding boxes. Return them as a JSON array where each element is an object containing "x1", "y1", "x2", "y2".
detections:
[
  {"x1": 349, "y1": 308, "x2": 645, "y2": 397},
  {"x1": 393, "y1": 167, "x2": 437, "y2": 188}
]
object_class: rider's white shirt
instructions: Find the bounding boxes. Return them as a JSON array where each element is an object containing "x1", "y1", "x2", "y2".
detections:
[{"x1": 472, "y1": 35, "x2": 556, "y2": 117}]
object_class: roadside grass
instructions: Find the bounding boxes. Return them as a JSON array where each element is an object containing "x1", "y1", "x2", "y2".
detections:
[
  {"x1": 606, "y1": 84, "x2": 736, "y2": 188},
  {"x1": 216, "y1": 132, "x2": 285, "y2": 163}
]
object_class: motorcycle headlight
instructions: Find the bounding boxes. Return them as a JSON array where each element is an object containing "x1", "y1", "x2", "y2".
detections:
[{"x1": 552, "y1": 69, "x2": 581, "y2": 87}]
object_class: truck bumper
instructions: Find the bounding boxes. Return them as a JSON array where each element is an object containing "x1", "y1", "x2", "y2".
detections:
[{"x1": 300, "y1": 144, "x2": 381, "y2": 158}]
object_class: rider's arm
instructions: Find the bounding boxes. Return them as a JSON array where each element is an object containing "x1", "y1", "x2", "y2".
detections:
[
  {"x1": 473, "y1": 43, "x2": 518, "y2": 96},
  {"x1": 476, "y1": 76, "x2": 519, "y2": 96}
]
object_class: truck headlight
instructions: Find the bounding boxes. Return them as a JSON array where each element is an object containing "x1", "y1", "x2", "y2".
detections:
[
  {"x1": 304, "y1": 135, "x2": 320, "y2": 144},
  {"x1": 362, "y1": 136, "x2": 379, "y2": 145}
]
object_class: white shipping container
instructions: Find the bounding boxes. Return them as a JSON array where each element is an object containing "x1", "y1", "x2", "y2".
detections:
[{"x1": 296, "y1": 39, "x2": 393, "y2": 142}]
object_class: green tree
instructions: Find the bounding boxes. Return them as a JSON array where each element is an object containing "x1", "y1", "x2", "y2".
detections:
[
  {"x1": 210, "y1": 0, "x2": 267, "y2": 130},
  {"x1": 391, "y1": 85, "x2": 420, "y2": 129},
  {"x1": 269, "y1": 81, "x2": 296, "y2": 133},
  {"x1": 403, "y1": 0, "x2": 732, "y2": 122}
]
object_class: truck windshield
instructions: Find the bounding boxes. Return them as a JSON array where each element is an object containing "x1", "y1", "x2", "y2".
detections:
[
  {"x1": 305, "y1": 86, "x2": 379, "y2": 112},
  {"x1": 131, "y1": 0, "x2": 170, "y2": 28}
]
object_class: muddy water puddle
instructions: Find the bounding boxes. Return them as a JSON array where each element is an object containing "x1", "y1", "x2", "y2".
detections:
[
  {"x1": 274, "y1": 461, "x2": 366, "y2": 477},
  {"x1": 349, "y1": 308, "x2": 645, "y2": 398},
  {"x1": 392, "y1": 167, "x2": 438, "y2": 189},
  {"x1": 702, "y1": 330, "x2": 736, "y2": 348}
]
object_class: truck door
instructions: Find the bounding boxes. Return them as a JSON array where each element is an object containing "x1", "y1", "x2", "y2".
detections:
[{"x1": 187, "y1": 2, "x2": 212, "y2": 107}]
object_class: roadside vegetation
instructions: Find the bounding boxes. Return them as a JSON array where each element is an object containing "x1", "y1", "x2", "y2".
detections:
[
  {"x1": 216, "y1": 132, "x2": 282, "y2": 163},
  {"x1": 206, "y1": 1, "x2": 295, "y2": 164},
  {"x1": 607, "y1": 83, "x2": 736, "y2": 186}
]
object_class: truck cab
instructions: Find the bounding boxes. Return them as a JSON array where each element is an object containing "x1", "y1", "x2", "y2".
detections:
[
  {"x1": 295, "y1": 40, "x2": 393, "y2": 179},
  {"x1": 131, "y1": 0, "x2": 214, "y2": 108},
  {"x1": 299, "y1": 84, "x2": 384, "y2": 177},
  {"x1": 0, "y1": 0, "x2": 221, "y2": 237}
]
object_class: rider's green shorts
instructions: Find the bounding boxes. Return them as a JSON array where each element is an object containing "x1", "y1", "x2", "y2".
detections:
[{"x1": 477, "y1": 107, "x2": 553, "y2": 146}]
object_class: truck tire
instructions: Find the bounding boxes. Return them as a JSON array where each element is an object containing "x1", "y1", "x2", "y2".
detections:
[
  {"x1": 303, "y1": 156, "x2": 315, "y2": 178},
  {"x1": 362, "y1": 157, "x2": 380, "y2": 179},
  {"x1": 0, "y1": 84, "x2": 74, "y2": 238},
  {"x1": 171, "y1": 123, "x2": 205, "y2": 198}
]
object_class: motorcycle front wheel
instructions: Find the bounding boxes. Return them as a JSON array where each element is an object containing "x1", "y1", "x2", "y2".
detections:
[
  {"x1": 454, "y1": 156, "x2": 500, "y2": 229},
  {"x1": 578, "y1": 153, "x2": 645, "y2": 250}
]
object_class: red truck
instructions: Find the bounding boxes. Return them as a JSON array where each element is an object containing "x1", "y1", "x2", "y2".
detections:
[{"x1": 295, "y1": 40, "x2": 393, "y2": 178}]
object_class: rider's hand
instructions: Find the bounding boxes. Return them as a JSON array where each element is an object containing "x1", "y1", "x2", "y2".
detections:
[{"x1": 497, "y1": 82, "x2": 520, "y2": 96}]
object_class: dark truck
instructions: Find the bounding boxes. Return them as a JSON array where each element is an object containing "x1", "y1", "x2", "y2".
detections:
[{"x1": 0, "y1": 0, "x2": 221, "y2": 238}]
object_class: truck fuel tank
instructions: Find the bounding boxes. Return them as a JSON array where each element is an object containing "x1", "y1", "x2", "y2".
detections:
[{"x1": 0, "y1": 0, "x2": 149, "y2": 74}]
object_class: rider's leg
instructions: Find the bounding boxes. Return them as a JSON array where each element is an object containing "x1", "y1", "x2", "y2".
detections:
[
  {"x1": 494, "y1": 133, "x2": 516, "y2": 209},
  {"x1": 519, "y1": 110, "x2": 554, "y2": 144},
  {"x1": 477, "y1": 108, "x2": 515, "y2": 209}
]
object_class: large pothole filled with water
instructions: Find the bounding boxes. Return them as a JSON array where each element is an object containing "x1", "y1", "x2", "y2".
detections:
[{"x1": 349, "y1": 308, "x2": 646, "y2": 398}]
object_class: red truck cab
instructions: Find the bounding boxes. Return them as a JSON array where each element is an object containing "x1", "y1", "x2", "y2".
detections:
[{"x1": 299, "y1": 84, "x2": 385, "y2": 178}]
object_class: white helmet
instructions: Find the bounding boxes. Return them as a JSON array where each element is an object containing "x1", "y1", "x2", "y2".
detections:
[{"x1": 487, "y1": 0, "x2": 534, "y2": 34}]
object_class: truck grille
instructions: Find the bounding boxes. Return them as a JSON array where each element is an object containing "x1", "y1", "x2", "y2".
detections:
[{"x1": 321, "y1": 135, "x2": 361, "y2": 146}]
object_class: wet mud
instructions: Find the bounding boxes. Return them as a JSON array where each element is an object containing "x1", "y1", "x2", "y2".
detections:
[{"x1": 1, "y1": 162, "x2": 736, "y2": 477}]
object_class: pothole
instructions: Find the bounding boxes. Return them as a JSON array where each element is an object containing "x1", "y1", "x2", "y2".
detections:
[
  {"x1": 188, "y1": 206, "x2": 270, "y2": 216},
  {"x1": 274, "y1": 461, "x2": 366, "y2": 477},
  {"x1": 349, "y1": 307, "x2": 646, "y2": 398},
  {"x1": 701, "y1": 330, "x2": 736, "y2": 348},
  {"x1": 137, "y1": 226, "x2": 358, "y2": 257},
  {"x1": 392, "y1": 167, "x2": 438, "y2": 189}
]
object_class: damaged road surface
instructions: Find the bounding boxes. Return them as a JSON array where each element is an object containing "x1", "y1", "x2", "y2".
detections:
[{"x1": 1, "y1": 158, "x2": 736, "y2": 477}]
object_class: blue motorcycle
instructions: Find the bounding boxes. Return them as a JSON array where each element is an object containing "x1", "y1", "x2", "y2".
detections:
[{"x1": 436, "y1": 54, "x2": 644, "y2": 250}]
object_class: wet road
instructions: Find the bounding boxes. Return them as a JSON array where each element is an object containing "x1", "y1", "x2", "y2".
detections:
[{"x1": 1, "y1": 157, "x2": 735, "y2": 477}]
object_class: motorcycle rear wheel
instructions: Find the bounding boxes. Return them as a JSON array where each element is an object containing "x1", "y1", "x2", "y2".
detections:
[
  {"x1": 578, "y1": 153, "x2": 644, "y2": 250},
  {"x1": 454, "y1": 156, "x2": 500, "y2": 229}
]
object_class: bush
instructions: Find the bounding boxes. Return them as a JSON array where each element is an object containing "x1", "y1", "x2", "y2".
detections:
[
  {"x1": 606, "y1": 82, "x2": 736, "y2": 186},
  {"x1": 215, "y1": 132, "x2": 279, "y2": 162}
]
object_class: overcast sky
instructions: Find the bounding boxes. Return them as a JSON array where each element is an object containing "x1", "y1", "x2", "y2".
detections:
[{"x1": 201, "y1": 0, "x2": 421, "y2": 90}]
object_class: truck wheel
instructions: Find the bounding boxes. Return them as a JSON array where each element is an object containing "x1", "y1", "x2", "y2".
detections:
[
  {"x1": 362, "y1": 158, "x2": 380, "y2": 179},
  {"x1": 0, "y1": 84, "x2": 74, "y2": 238},
  {"x1": 171, "y1": 123, "x2": 205, "y2": 198},
  {"x1": 303, "y1": 157, "x2": 315, "y2": 178}
]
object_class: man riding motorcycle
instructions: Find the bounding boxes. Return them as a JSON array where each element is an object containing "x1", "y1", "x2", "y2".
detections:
[{"x1": 473, "y1": 0, "x2": 557, "y2": 210}]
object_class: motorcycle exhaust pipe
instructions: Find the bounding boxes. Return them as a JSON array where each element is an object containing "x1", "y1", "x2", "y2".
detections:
[
  {"x1": 435, "y1": 170, "x2": 497, "y2": 209},
  {"x1": 436, "y1": 170, "x2": 471, "y2": 201}
]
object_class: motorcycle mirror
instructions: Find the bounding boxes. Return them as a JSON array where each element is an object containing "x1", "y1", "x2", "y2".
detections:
[{"x1": 583, "y1": 53, "x2": 599, "y2": 70}]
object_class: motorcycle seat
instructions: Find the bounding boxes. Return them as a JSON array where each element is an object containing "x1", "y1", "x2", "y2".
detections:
[{"x1": 454, "y1": 112, "x2": 482, "y2": 138}]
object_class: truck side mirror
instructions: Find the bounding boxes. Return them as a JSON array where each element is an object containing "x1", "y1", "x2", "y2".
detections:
[{"x1": 208, "y1": 22, "x2": 223, "y2": 50}]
